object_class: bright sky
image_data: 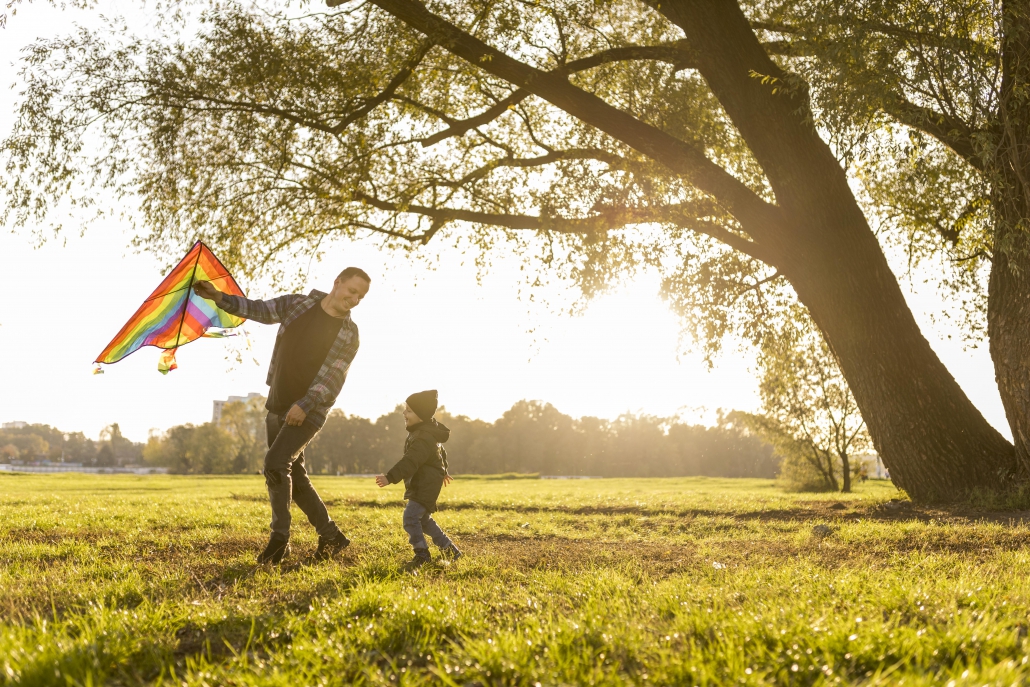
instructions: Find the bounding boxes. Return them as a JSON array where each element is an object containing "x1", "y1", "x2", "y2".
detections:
[{"x1": 0, "y1": 2, "x2": 1010, "y2": 443}]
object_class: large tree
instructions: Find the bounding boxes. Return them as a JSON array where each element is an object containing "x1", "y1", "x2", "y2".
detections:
[
  {"x1": 1, "y1": 0, "x2": 1022, "y2": 499},
  {"x1": 742, "y1": 0, "x2": 1030, "y2": 489}
]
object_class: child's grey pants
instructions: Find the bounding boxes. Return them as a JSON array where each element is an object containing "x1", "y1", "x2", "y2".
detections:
[
  {"x1": 403, "y1": 500, "x2": 452, "y2": 551},
  {"x1": 263, "y1": 412, "x2": 341, "y2": 540}
]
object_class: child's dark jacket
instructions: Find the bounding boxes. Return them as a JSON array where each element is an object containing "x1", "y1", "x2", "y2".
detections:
[{"x1": 386, "y1": 420, "x2": 450, "y2": 512}]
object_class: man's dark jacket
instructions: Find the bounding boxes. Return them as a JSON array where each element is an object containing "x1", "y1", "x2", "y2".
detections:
[{"x1": 386, "y1": 420, "x2": 450, "y2": 511}]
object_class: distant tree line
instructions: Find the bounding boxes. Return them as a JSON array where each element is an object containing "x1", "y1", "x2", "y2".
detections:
[
  {"x1": 0, "y1": 422, "x2": 142, "y2": 467},
  {"x1": 142, "y1": 396, "x2": 266, "y2": 474},
  {"x1": 140, "y1": 397, "x2": 778, "y2": 478}
]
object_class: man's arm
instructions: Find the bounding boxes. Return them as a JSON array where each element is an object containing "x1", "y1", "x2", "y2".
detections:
[{"x1": 192, "y1": 281, "x2": 296, "y2": 324}]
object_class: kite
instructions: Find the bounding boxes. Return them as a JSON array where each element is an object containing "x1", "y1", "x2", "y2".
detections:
[{"x1": 94, "y1": 241, "x2": 246, "y2": 374}]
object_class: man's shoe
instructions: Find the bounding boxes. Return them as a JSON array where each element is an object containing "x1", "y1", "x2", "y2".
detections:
[
  {"x1": 257, "y1": 534, "x2": 290, "y2": 564},
  {"x1": 409, "y1": 549, "x2": 432, "y2": 568},
  {"x1": 315, "y1": 531, "x2": 351, "y2": 561},
  {"x1": 442, "y1": 544, "x2": 463, "y2": 560}
]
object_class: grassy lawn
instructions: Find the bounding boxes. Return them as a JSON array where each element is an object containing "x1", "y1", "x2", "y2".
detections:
[{"x1": 2, "y1": 474, "x2": 1030, "y2": 685}]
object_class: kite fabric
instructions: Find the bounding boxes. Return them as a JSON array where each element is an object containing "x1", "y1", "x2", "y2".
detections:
[{"x1": 94, "y1": 241, "x2": 246, "y2": 374}]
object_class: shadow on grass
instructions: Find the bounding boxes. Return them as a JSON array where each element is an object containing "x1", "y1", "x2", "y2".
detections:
[{"x1": 314, "y1": 497, "x2": 1030, "y2": 528}]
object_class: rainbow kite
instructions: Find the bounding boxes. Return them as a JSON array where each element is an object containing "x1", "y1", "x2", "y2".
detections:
[{"x1": 94, "y1": 241, "x2": 246, "y2": 374}]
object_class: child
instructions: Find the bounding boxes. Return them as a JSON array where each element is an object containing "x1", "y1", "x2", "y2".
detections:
[{"x1": 375, "y1": 390, "x2": 462, "y2": 566}]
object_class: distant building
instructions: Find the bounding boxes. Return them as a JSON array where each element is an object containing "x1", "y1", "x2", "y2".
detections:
[
  {"x1": 212, "y1": 393, "x2": 264, "y2": 423},
  {"x1": 2, "y1": 421, "x2": 27, "y2": 429},
  {"x1": 856, "y1": 453, "x2": 889, "y2": 480}
]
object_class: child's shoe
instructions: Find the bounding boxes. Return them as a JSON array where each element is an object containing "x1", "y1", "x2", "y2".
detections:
[
  {"x1": 314, "y1": 531, "x2": 351, "y2": 561},
  {"x1": 257, "y1": 533, "x2": 290, "y2": 564},
  {"x1": 409, "y1": 549, "x2": 432, "y2": 568},
  {"x1": 441, "y1": 544, "x2": 463, "y2": 560}
]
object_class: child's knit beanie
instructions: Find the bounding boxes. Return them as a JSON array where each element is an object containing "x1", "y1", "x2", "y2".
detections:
[{"x1": 406, "y1": 390, "x2": 438, "y2": 422}]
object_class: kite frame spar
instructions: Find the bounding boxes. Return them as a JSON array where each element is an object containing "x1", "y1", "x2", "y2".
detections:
[{"x1": 94, "y1": 241, "x2": 246, "y2": 373}]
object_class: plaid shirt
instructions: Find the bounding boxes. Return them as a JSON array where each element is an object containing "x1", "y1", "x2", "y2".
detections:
[{"x1": 220, "y1": 290, "x2": 360, "y2": 428}]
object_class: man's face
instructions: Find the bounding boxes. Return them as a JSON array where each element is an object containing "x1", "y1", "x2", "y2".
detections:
[
  {"x1": 331, "y1": 275, "x2": 370, "y2": 312},
  {"x1": 402, "y1": 404, "x2": 422, "y2": 428}
]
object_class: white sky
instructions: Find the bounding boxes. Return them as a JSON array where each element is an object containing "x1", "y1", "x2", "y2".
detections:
[{"x1": 0, "y1": 2, "x2": 1010, "y2": 442}]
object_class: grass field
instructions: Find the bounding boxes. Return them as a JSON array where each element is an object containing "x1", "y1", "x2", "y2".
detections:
[{"x1": 3, "y1": 474, "x2": 1030, "y2": 686}]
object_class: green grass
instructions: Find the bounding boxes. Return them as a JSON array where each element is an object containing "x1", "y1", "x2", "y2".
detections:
[{"x1": 2, "y1": 474, "x2": 1030, "y2": 685}]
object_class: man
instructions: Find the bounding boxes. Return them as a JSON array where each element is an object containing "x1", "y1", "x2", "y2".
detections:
[{"x1": 193, "y1": 267, "x2": 371, "y2": 564}]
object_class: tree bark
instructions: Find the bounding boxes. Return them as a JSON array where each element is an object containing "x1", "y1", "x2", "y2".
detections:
[
  {"x1": 989, "y1": 0, "x2": 1030, "y2": 475},
  {"x1": 370, "y1": 0, "x2": 1018, "y2": 500}
]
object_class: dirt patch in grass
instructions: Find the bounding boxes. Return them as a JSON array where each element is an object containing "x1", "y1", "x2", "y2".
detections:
[
  {"x1": 799, "y1": 499, "x2": 1030, "y2": 527},
  {"x1": 392, "y1": 498, "x2": 1030, "y2": 528},
  {"x1": 1, "y1": 527, "x2": 110, "y2": 545},
  {"x1": 226, "y1": 492, "x2": 266, "y2": 503}
]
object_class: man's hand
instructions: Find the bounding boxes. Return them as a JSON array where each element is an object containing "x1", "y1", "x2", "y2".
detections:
[
  {"x1": 285, "y1": 404, "x2": 307, "y2": 427},
  {"x1": 443, "y1": 473, "x2": 453, "y2": 487},
  {"x1": 375, "y1": 474, "x2": 389, "y2": 488},
  {"x1": 192, "y1": 280, "x2": 223, "y2": 305}
]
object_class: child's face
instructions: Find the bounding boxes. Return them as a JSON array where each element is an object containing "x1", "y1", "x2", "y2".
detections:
[{"x1": 402, "y1": 404, "x2": 422, "y2": 428}]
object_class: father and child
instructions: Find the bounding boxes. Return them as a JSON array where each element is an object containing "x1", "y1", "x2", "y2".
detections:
[{"x1": 192, "y1": 267, "x2": 460, "y2": 568}]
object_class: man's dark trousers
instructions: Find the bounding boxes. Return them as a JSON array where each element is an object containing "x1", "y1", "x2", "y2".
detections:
[{"x1": 264, "y1": 412, "x2": 341, "y2": 539}]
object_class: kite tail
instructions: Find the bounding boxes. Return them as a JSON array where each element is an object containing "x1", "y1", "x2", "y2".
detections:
[
  {"x1": 202, "y1": 328, "x2": 240, "y2": 339},
  {"x1": 158, "y1": 348, "x2": 179, "y2": 375},
  {"x1": 92, "y1": 365, "x2": 105, "y2": 375}
]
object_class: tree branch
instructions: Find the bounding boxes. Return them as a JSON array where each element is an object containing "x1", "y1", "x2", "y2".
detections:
[
  {"x1": 152, "y1": 86, "x2": 342, "y2": 135},
  {"x1": 366, "y1": 0, "x2": 781, "y2": 239},
  {"x1": 725, "y1": 270, "x2": 783, "y2": 307},
  {"x1": 751, "y1": 19, "x2": 993, "y2": 56},
  {"x1": 139, "y1": 39, "x2": 434, "y2": 138},
  {"x1": 444, "y1": 147, "x2": 650, "y2": 187},
  {"x1": 421, "y1": 90, "x2": 527, "y2": 147},
  {"x1": 350, "y1": 189, "x2": 773, "y2": 261},
  {"x1": 331, "y1": 38, "x2": 435, "y2": 133},
  {"x1": 419, "y1": 44, "x2": 698, "y2": 147},
  {"x1": 886, "y1": 95, "x2": 985, "y2": 171}
]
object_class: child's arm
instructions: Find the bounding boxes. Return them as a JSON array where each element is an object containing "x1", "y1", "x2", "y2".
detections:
[{"x1": 383, "y1": 438, "x2": 433, "y2": 485}]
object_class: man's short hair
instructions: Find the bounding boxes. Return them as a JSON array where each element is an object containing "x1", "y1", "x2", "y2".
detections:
[{"x1": 336, "y1": 267, "x2": 371, "y2": 283}]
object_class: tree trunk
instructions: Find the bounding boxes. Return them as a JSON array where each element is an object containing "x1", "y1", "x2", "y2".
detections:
[
  {"x1": 989, "y1": 0, "x2": 1030, "y2": 475},
  {"x1": 777, "y1": 200, "x2": 1015, "y2": 501},
  {"x1": 812, "y1": 446, "x2": 839, "y2": 491},
  {"x1": 656, "y1": 0, "x2": 1017, "y2": 501},
  {"x1": 840, "y1": 451, "x2": 851, "y2": 493},
  {"x1": 989, "y1": 222, "x2": 1030, "y2": 476}
]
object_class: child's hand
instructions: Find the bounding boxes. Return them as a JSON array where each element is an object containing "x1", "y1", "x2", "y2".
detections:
[
  {"x1": 375, "y1": 474, "x2": 389, "y2": 488},
  {"x1": 443, "y1": 473, "x2": 453, "y2": 487}
]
